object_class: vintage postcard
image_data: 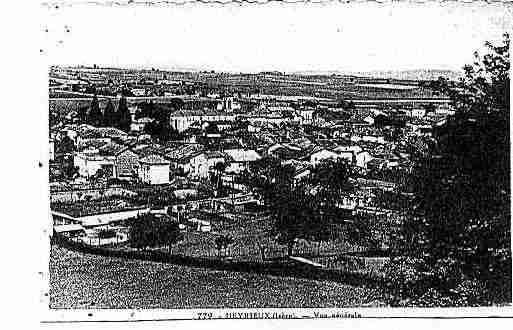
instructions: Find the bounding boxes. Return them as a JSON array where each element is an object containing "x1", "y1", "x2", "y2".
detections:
[{"x1": 39, "y1": 0, "x2": 512, "y2": 323}]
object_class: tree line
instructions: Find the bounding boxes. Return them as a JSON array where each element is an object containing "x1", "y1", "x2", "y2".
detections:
[
  {"x1": 77, "y1": 94, "x2": 132, "y2": 132},
  {"x1": 381, "y1": 33, "x2": 511, "y2": 307}
]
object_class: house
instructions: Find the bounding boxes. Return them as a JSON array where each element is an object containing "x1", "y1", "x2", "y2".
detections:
[
  {"x1": 333, "y1": 144, "x2": 363, "y2": 154},
  {"x1": 64, "y1": 124, "x2": 128, "y2": 148},
  {"x1": 53, "y1": 223, "x2": 85, "y2": 238},
  {"x1": 138, "y1": 154, "x2": 171, "y2": 185},
  {"x1": 130, "y1": 117, "x2": 153, "y2": 132},
  {"x1": 79, "y1": 207, "x2": 150, "y2": 228},
  {"x1": 308, "y1": 148, "x2": 341, "y2": 167},
  {"x1": 362, "y1": 134, "x2": 386, "y2": 144},
  {"x1": 245, "y1": 114, "x2": 290, "y2": 126},
  {"x1": 366, "y1": 158, "x2": 388, "y2": 171},
  {"x1": 131, "y1": 88, "x2": 146, "y2": 96},
  {"x1": 267, "y1": 143, "x2": 303, "y2": 162},
  {"x1": 282, "y1": 160, "x2": 312, "y2": 184},
  {"x1": 295, "y1": 108, "x2": 315, "y2": 124},
  {"x1": 77, "y1": 138, "x2": 111, "y2": 153},
  {"x1": 355, "y1": 151, "x2": 374, "y2": 169},
  {"x1": 224, "y1": 149, "x2": 261, "y2": 173},
  {"x1": 74, "y1": 151, "x2": 117, "y2": 178},
  {"x1": 216, "y1": 97, "x2": 241, "y2": 112},
  {"x1": 163, "y1": 144, "x2": 206, "y2": 177},
  {"x1": 187, "y1": 152, "x2": 209, "y2": 178},
  {"x1": 98, "y1": 143, "x2": 139, "y2": 180},
  {"x1": 336, "y1": 151, "x2": 355, "y2": 164},
  {"x1": 169, "y1": 110, "x2": 236, "y2": 132},
  {"x1": 247, "y1": 123, "x2": 261, "y2": 133},
  {"x1": 205, "y1": 151, "x2": 227, "y2": 172},
  {"x1": 363, "y1": 115, "x2": 375, "y2": 125},
  {"x1": 410, "y1": 108, "x2": 426, "y2": 118},
  {"x1": 407, "y1": 120, "x2": 433, "y2": 136},
  {"x1": 435, "y1": 104, "x2": 456, "y2": 116},
  {"x1": 49, "y1": 138, "x2": 55, "y2": 161}
]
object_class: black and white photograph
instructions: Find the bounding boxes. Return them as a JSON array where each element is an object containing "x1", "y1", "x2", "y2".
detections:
[{"x1": 36, "y1": 0, "x2": 512, "y2": 322}]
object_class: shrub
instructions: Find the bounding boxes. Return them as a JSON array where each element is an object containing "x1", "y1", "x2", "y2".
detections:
[{"x1": 97, "y1": 229, "x2": 117, "y2": 239}]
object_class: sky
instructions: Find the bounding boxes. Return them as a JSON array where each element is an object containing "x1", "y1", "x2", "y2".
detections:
[{"x1": 42, "y1": 2, "x2": 512, "y2": 73}]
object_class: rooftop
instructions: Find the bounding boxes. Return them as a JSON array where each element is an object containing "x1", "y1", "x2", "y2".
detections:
[
  {"x1": 99, "y1": 142, "x2": 128, "y2": 156},
  {"x1": 139, "y1": 154, "x2": 170, "y2": 165}
]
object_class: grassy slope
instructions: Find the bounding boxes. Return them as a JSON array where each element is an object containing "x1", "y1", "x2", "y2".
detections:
[{"x1": 49, "y1": 246, "x2": 380, "y2": 309}]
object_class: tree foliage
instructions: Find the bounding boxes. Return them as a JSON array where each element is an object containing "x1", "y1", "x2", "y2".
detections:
[
  {"x1": 310, "y1": 158, "x2": 354, "y2": 206},
  {"x1": 139, "y1": 101, "x2": 184, "y2": 141},
  {"x1": 117, "y1": 96, "x2": 132, "y2": 132},
  {"x1": 102, "y1": 100, "x2": 116, "y2": 127},
  {"x1": 247, "y1": 157, "x2": 344, "y2": 255},
  {"x1": 56, "y1": 135, "x2": 75, "y2": 154},
  {"x1": 386, "y1": 34, "x2": 511, "y2": 306},
  {"x1": 87, "y1": 94, "x2": 103, "y2": 127},
  {"x1": 129, "y1": 214, "x2": 182, "y2": 251},
  {"x1": 214, "y1": 234, "x2": 234, "y2": 257}
]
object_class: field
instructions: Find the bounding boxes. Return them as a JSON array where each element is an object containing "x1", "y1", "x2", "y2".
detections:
[
  {"x1": 142, "y1": 211, "x2": 367, "y2": 264},
  {"x1": 49, "y1": 246, "x2": 381, "y2": 309}
]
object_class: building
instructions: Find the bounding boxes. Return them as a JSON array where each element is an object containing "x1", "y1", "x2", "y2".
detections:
[
  {"x1": 74, "y1": 151, "x2": 117, "y2": 178},
  {"x1": 224, "y1": 149, "x2": 261, "y2": 173},
  {"x1": 78, "y1": 207, "x2": 150, "y2": 228},
  {"x1": 138, "y1": 154, "x2": 170, "y2": 185},
  {"x1": 186, "y1": 152, "x2": 209, "y2": 178},
  {"x1": 130, "y1": 117, "x2": 153, "y2": 132},
  {"x1": 361, "y1": 134, "x2": 386, "y2": 144},
  {"x1": 162, "y1": 144, "x2": 206, "y2": 177},
  {"x1": 63, "y1": 124, "x2": 128, "y2": 148},
  {"x1": 131, "y1": 88, "x2": 146, "y2": 97},
  {"x1": 410, "y1": 108, "x2": 427, "y2": 118},
  {"x1": 308, "y1": 148, "x2": 342, "y2": 167},
  {"x1": 49, "y1": 138, "x2": 55, "y2": 161},
  {"x1": 295, "y1": 108, "x2": 315, "y2": 124},
  {"x1": 333, "y1": 144, "x2": 363, "y2": 154},
  {"x1": 98, "y1": 143, "x2": 140, "y2": 180},
  {"x1": 355, "y1": 151, "x2": 374, "y2": 169},
  {"x1": 216, "y1": 97, "x2": 241, "y2": 112},
  {"x1": 282, "y1": 160, "x2": 312, "y2": 185},
  {"x1": 169, "y1": 110, "x2": 236, "y2": 132},
  {"x1": 53, "y1": 223, "x2": 86, "y2": 238},
  {"x1": 205, "y1": 151, "x2": 227, "y2": 171}
]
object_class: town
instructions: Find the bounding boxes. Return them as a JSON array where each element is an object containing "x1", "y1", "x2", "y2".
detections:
[{"x1": 50, "y1": 66, "x2": 453, "y2": 257}]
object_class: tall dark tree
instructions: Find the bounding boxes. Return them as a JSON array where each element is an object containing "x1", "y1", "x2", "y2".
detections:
[
  {"x1": 213, "y1": 161, "x2": 227, "y2": 195},
  {"x1": 87, "y1": 94, "x2": 103, "y2": 127},
  {"x1": 102, "y1": 100, "x2": 116, "y2": 127},
  {"x1": 56, "y1": 135, "x2": 75, "y2": 154},
  {"x1": 270, "y1": 184, "x2": 333, "y2": 256},
  {"x1": 169, "y1": 98, "x2": 185, "y2": 111},
  {"x1": 129, "y1": 214, "x2": 182, "y2": 252},
  {"x1": 214, "y1": 235, "x2": 234, "y2": 258},
  {"x1": 247, "y1": 158, "x2": 332, "y2": 256},
  {"x1": 117, "y1": 95, "x2": 131, "y2": 132},
  {"x1": 77, "y1": 106, "x2": 88, "y2": 124},
  {"x1": 386, "y1": 34, "x2": 511, "y2": 307},
  {"x1": 310, "y1": 158, "x2": 353, "y2": 207}
]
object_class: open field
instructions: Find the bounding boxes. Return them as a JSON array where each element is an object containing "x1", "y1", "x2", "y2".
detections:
[
  {"x1": 49, "y1": 246, "x2": 381, "y2": 309},
  {"x1": 144, "y1": 211, "x2": 367, "y2": 263}
]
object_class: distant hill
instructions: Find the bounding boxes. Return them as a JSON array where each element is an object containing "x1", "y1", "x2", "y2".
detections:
[
  {"x1": 294, "y1": 69, "x2": 463, "y2": 81},
  {"x1": 350, "y1": 69, "x2": 463, "y2": 81}
]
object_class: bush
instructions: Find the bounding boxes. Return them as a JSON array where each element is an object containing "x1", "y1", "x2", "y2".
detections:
[
  {"x1": 129, "y1": 214, "x2": 182, "y2": 250},
  {"x1": 382, "y1": 257, "x2": 505, "y2": 307},
  {"x1": 97, "y1": 229, "x2": 117, "y2": 239}
]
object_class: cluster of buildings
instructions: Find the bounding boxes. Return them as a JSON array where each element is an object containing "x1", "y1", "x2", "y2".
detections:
[
  {"x1": 51, "y1": 91, "x2": 452, "y2": 186},
  {"x1": 49, "y1": 73, "x2": 456, "y2": 242}
]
